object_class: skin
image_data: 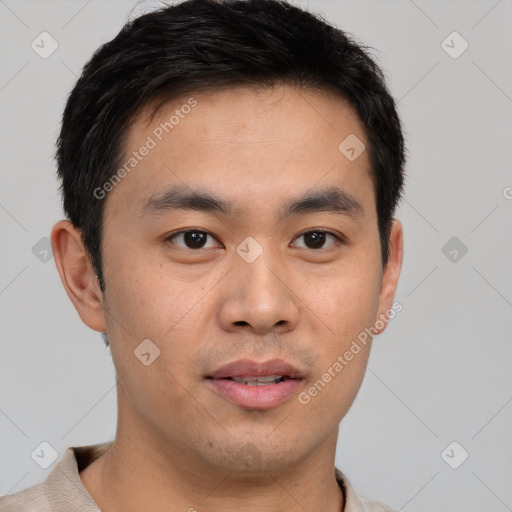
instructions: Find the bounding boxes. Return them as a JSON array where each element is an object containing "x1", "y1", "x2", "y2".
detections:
[{"x1": 51, "y1": 83, "x2": 403, "y2": 512}]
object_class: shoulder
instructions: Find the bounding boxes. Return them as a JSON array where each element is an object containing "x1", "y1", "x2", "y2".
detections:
[
  {"x1": 335, "y1": 467, "x2": 398, "y2": 512},
  {"x1": 0, "y1": 482, "x2": 52, "y2": 511},
  {"x1": 0, "y1": 442, "x2": 111, "y2": 512}
]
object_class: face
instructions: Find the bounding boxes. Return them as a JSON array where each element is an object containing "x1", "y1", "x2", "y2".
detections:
[{"x1": 54, "y1": 83, "x2": 402, "y2": 475}]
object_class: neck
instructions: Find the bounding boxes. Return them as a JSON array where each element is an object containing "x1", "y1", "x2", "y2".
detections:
[{"x1": 80, "y1": 397, "x2": 344, "y2": 512}]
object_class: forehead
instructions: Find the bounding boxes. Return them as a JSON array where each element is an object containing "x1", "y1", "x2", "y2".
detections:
[{"x1": 104, "y1": 84, "x2": 373, "y2": 220}]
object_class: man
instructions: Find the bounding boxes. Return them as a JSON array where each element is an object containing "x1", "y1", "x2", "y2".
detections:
[{"x1": 1, "y1": 0, "x2": 405, "y2": 510}]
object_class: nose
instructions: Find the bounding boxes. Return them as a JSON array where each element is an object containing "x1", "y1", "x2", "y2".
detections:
[{"x1": 217, "y1": 248, "x2": 300, "y2": 335}]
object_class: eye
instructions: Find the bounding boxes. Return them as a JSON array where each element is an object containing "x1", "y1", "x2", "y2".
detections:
[
  {"x1": 165, "y1": 230, "x2": 221, "y2": 250},
  {"x1": 292, "y1": 230, "x2": 343, "y2": 250}
]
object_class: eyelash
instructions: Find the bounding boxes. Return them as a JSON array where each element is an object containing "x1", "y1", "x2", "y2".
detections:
[{"x1": 164, "y1": 229, "x2": 345, "y2": 251}]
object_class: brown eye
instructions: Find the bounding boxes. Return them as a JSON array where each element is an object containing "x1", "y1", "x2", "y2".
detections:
[
  {"x1": 293, "y1": 230, "x2": 341, "y2": 250},
  {"x1": 166, "y1": 230, "x2": 220, "y2": 249}
]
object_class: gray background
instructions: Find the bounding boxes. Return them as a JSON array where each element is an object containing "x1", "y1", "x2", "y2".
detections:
[{"x1": 1, "y1": 0, "x2": 511, "y2": 510}]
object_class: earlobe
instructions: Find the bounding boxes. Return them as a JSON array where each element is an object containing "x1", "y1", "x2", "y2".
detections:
[
  {"x1": 50, "y1": 220, "x2": 107, "y2": 333},
  {"x1": 375, "y1": 219, "x2": 403, "y2": 335}
]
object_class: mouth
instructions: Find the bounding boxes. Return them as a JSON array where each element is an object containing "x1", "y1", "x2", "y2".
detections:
[
  {"x1": 207, "y1": 358, "x2": 304, "y2": 380},
  {"x1": 205, "y1": 358, "x2": 305, "y2": 410},
  {"x1": 219, "y1": 375, "x2": 291, "y2": 385}
]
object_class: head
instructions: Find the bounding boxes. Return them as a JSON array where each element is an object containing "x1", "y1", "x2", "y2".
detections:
[{"x1": 51, "y1": 0, "x2": 405, "y2": 475}]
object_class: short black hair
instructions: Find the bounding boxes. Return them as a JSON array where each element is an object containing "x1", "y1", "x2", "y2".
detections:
[{"x1": 55, "y1": 0, "x2": 406, "y2": 295}]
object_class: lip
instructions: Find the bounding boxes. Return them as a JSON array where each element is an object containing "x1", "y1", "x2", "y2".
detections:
[
  {"x1": 205, "y1": 358, "x2": 305, "y2": 410},
  {"x1": 206, "y1": 378, "x2": 304, "y2": 410},
  {"x1": 208, "y1": 358, "x2": 304, "y2": 380}
]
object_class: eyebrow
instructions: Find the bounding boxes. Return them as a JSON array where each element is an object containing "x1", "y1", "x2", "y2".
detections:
[{"x1": 140, "y1": 184, "x2": 363, "y2": 220}]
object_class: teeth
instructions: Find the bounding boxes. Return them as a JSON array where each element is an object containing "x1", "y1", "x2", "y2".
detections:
[{"x1": 232, "y1": 375, "x2": 283, "y2": 385}]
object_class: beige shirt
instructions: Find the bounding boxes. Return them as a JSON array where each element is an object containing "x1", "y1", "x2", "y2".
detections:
[{"x1": 0, "y1": 442, "x2": 396, "y2": 511}]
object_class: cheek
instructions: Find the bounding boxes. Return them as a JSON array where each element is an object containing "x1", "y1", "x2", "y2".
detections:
[
  {"x1": 103, "y1": 246, "x2": 200, "y2": 339},
  {"x1": 103, "y1": 254, "x2": 207, "y2": 419},
  {"x1": 304, "y1": 260, "x2": 381, "y2": 337},
  {"x1": 298, "y1": 258, "x2": 380, "y2": 403},
  {"x1": 102, "y1": 248, "x2": 213, "y2": 383},
  {"x1": 113, "y1": 348, "x2": 209, "y2": 448}
]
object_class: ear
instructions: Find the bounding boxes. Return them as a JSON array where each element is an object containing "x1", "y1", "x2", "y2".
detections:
[
  {"x1": 374, "y1": 219, "x2": 403, "y2": 334},
  {"x1": 50, "y1": 220, "x2": 107, "y2": 333}
]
